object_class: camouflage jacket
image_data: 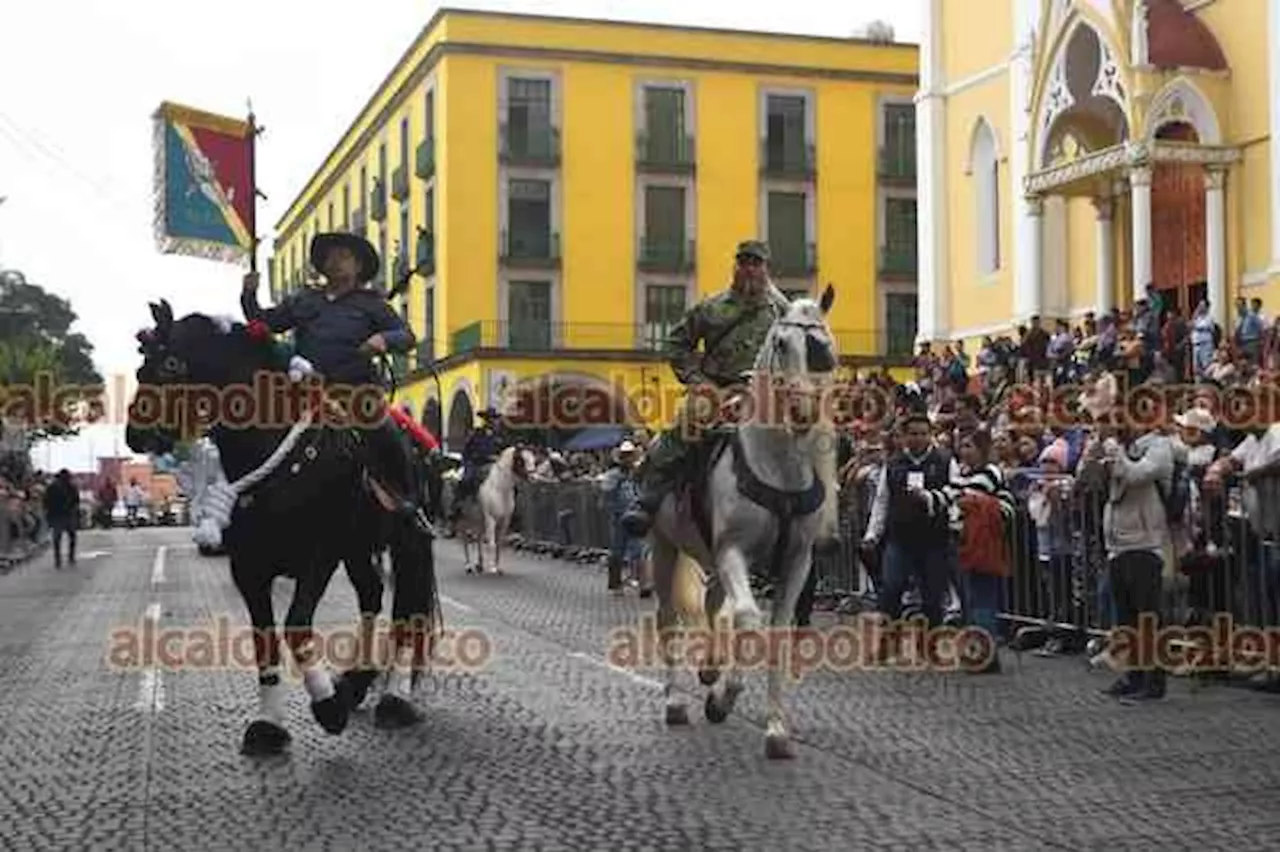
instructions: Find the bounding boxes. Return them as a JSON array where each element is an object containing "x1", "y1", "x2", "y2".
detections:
[{"x1": 666, "y1": 283, "x2": 791, "y2": 387}]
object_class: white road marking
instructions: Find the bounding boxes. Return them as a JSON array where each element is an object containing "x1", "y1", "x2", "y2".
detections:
[
  {"x1": 439, "y1": 594, "x2": 475, "y2": 613},
  {"x1": 150, "y1": 545, "x2": 167, "y2": 585},
  {"x1": 568, "y1": 652, "x2": 663, "y2": 690},
  {"x1": 134, "y1": 599, "x2": 166, "y2": 713},
  {"x1": 77, "y1": 550, "x2": 110, "y2": 560}
]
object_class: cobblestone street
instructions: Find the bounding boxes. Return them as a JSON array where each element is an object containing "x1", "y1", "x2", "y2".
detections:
[{"x1": 2, "y1": 527, "x2": 1280, "y2": 851}]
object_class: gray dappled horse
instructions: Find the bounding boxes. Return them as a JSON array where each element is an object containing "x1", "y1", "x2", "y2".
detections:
[{"x1": 647, "y1": 285, "x2": 840, "y2": 760}]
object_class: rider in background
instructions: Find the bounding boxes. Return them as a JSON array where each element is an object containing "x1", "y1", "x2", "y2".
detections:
[
  {"x1": 240, "y1": 231, "x2": 423, "y2": 520},
  {"x1": 449, "y1": 408, "x2": 503, "y2": 520},
  {"x1": 621, "y1": 239, "x2": 791, "y2": 537}
]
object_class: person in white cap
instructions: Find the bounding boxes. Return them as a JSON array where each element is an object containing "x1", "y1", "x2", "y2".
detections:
[{"x1": 602, "y1": 440, "x2": 647, "y2": 594}]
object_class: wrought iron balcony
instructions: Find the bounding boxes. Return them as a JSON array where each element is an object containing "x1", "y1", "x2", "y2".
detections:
[
  {"x1": 635, "y1": 132, "x2": 695, "y2": 174},
  {"x1": 414, "y1": 338, "x2": 435, "y2": 367},
  {"x1": 499, "y1": 122, "x2": 561, "y2": 167},
  {"x1": 760, "y1": 140, "x2": 817, "y2": 180},
  {"x1": 499, "y1": 229, "x2": 561, "y2": 269},
  {"x1": 637, "y1": 236, "x2": 695, "y2": 273},
  {"x1": 415, "y1": 229, "x2": 436, "y2": 276},
  {"x1": 443, "y1": 319, "x2": 912, "y2": 363},
  {"x1": 391, "y1": 164, "x2": 409, "y2": 202},
  {"x1": 349, "y1": 208, "x2": 366, "y2": 235},
  {"x1": 770, "y1": 241, "x2": 818, "y2": 278},
  {"x1": 879, "y1": 243, "x2": 918, "y2": 279},
  {"x1": 415, "y1": 137, "x2": 435, "y2": 180},
  {"x1": 878, "y1": 145, "x2": 916, "y2": 183},
  {"x1": 450, "y1": 320, "x2": 652, "y2": 354},
  {"x1": 369, "y1": 179, "x2": 387, "y2": 221}
]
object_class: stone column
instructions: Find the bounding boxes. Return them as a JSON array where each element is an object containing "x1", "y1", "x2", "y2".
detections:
[
  {"x1": 1010, "y1": 0, "x2": 1038, "y2": 322},
  {"x1": 1270, "y1": 0, "x2": 1280, "y2": 268},
  {"x1": 1022, "y1": 195, "x2": 1044, "y2": 318},
  {"x1": 914, "y1": 0, "x2": 948, "y2": 343},
  {"x1": 1129, "y1": 165, "x2": 1153, "y2": 303},
  {"x1": 1092, "y1": 196, "x2": 1114, "y2": 316},
  {"x1": 1205, "y1": 166, "x2": 1227, "y2": 326}
]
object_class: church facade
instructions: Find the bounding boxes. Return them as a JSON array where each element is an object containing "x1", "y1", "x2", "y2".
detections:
[{"x1": 915, "y1": 0, "x2": 1280, "y2": 345}]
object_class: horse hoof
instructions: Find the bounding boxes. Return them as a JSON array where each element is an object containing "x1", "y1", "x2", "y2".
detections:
[
  {"x1": 240, "y1": 720, "x2": 290, "y2": 756},
  {"x1": 765, "y1": 734, "x2": 796, "y2": 760},
  {"x1": 374, "y1": 694, "x2": 425, "y2": 729},
  {"x1": 704, "y1": 692, "x2": 731, "y2": 724},
  {"x1": 311, "y1": 679, "x2": 354, "y2": 735},
  {"x1": 697, "y1": 667, "x2": 721, "y2": 687},
  {"x1": 664, "y1": 704, "x2": 690, "y2": 726},
  {"x1": 343, "y1": 668, "x2": 381, "y2": 709}
]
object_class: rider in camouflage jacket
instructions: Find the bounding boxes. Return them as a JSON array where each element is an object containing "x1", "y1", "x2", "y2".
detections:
[{"x1": 620, "y1": 240, "x2": 792, "y2": 537}]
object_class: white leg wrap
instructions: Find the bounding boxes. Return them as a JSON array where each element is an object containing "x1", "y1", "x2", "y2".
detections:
[
  {"x1": 302, "y1": 666, "x2": 335, "y2": 703},
  {"x1": 387, "y1": 644, "x2": 414, "y2": 698},
  {"x1": 257, "y1": 671, "x2": 286, "y2": 725}
]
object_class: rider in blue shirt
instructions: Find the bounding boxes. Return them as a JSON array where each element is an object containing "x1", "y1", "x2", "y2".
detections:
[
  {"x1": 449, "y1": 409, "x2": 502, "y2": 519},
  {"x1": 241, "y1": 231, "x2": 423, "y2": 520}
]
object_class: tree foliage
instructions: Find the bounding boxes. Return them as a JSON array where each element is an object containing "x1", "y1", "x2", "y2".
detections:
[{"x1": 0, "y1": 270, "x2": 103, "y2": 442}]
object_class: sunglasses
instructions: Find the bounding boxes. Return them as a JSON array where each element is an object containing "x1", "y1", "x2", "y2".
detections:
[{"x1": 736, "y1": 255, "x2": 765, "y2": 267}]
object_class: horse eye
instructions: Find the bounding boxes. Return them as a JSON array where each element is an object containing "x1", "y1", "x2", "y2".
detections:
[{"x1": 163, "y1": 356, "x2": 182, "y2": 373}]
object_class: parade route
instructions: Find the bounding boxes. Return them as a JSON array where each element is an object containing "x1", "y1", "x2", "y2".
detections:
[{"x1": 2, "y1": 527, "x2": 1280, "y2": 851}]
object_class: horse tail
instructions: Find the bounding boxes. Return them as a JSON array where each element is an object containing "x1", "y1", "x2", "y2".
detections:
[{"x1": 672, "y1": 551, "x2": 706, "y2": 621}]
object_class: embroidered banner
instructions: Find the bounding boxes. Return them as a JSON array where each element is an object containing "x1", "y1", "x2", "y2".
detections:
[{"x1": 151, "y1": 101, "x2": 255, "y2": 265}]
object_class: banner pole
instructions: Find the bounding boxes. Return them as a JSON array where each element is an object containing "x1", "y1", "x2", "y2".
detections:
[{"x1": 246, "y1": 99, "x2": 259, "y2": 275}]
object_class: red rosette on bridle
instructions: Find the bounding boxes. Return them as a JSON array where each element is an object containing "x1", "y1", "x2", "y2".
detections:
[{"x1": 245, "y1": 319, "x2": 272, "y2": 342}]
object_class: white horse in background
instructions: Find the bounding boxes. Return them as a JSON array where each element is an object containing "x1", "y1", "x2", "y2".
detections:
[
  {"x1": 454, "y1": 446, "x2": 532, "y2": 575},
  {"x1": 647, "y1": 285, "x2": 841, "y2": 760}
]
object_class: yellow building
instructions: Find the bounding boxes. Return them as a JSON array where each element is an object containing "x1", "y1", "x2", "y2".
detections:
[
  {"x1": 270, "y1": 8, "x2": 919, "y2": 449},
  {"x1": 917, "y1": 0, "x2": 1280, "y2": 349}
]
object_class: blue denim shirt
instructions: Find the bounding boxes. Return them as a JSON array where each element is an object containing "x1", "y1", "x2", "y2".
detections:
[{"x1": 242, "y1": 285, "x2": 415, "y2": 386}]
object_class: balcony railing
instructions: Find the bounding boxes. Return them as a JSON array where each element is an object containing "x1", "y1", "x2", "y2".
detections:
[
  {"x1": 444, "y1": 320, "x2": 913, "y2": 361},
  {"x1": 415, "y1": 229, "x2": 436, "y2": 276},
  {"x1": 500, "y1": 229, "x2": 561, "y2": 268},
  {"x1": 391, "y1": 164, "x2": 409, "y2": 201},
  {"x1": 414, "y1": 338, "x2": 435, "y2": 367},
  {"x1": 369, "y1": 179, "x2": 387, "y2": 221},
  {"x1": 637, "y1": 236, "x2": 695, "y2": 273},
  {"x1": 415, "y1": 137, "x2": 435, "y2": 180},
  {"x1": 878, "y1": 145, "x2": 916, "y2": 183},
  {"x1": 349, "y1": 208, "x2": 366, "y2": 235},
  {"x1": 392, "y1": 254, "x2": 408, "y2": 285},
  {"x1": 499, "y1": 122, "x2": 561, "y2": 167},
  {"x1": 770, "y1": 241, "x2": 818, "y2": 277},
  {"x1": 760, "y1": 140, "x2": 817, "y2": 179},
  {"x1": 635, "y1": 132, "x2": 695, "y2": 173},
  {"x1": 879, "y1": 243, "x2": 918, "y2": 278}
]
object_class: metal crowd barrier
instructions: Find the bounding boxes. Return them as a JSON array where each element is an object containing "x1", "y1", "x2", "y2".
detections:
[{"x1": 506, "y1": 468, "x2": 1280, "y2": 662}]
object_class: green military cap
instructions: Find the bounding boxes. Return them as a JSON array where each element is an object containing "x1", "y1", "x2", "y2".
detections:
[{"x1": 735, "y1": 240, "x2": 770, "y2": 261}]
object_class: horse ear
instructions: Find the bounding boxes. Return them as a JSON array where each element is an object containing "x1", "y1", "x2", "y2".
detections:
[
  {"x1": 149, "y1": 300, "x2": 173, "y2": 333},
  {"x1": 819, "y1": 283, "x2": 835, "y2": 315}
]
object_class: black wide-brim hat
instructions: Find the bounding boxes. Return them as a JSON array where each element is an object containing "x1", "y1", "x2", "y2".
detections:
[{"x1": 310, "y1": 232, "x2": 380, "y2": 283}]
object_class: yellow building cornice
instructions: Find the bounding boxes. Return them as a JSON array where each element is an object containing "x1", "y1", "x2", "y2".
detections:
[{"x1": 273, "y1": 8, "x2": 919, "y2": 241}]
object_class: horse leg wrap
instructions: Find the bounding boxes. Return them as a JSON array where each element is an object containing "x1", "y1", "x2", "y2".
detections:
[
  {"x1": 387, "y1": 643, "x2": 415, "y2": 698},
  {"x1": 257, "y1": 668, "x2": 286, "y2": 725},
  {"x1": 294, "y1": 638, "x2": 336, "y2": 702}
]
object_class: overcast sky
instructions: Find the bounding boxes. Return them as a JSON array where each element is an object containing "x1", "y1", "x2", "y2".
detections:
[{"x1": 1, "y1": 0, "x2": 920, "y2": 472}]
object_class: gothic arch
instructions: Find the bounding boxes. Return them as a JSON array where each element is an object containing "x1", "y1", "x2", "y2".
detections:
[
  {"x1": 1145, "y1": 76, "x2": 1221, "y2": 145},
  {"x1": 1032, "y1": 13, "x2": 1131, "y2": 171},
  {"x1": 968, "y1": 119, "x2": 1001, "y2": 275},
  {"x1": 964, "y1": 117, "x2": 1002, "y2": 174}
]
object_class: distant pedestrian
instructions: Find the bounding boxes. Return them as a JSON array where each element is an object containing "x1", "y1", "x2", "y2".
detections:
[{"x1": 42, "y1": 469, "x2": 79, "y2": 568}]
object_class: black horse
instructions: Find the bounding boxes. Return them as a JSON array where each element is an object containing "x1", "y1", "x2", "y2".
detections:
[{"x1": 125, "y1": 300, "x2": 441, "y2": 756}]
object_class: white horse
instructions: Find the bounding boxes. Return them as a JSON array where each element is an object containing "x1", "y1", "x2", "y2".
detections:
[
  {"x1": 454, "y1": 446, "x2": 532, "y2": 575},
  {"x1": 647, "y1": 285, "x2": 841, "y2": 760}
]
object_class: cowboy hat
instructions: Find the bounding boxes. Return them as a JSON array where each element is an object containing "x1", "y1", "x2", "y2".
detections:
[
  {"x1": 309, "y1": 232, "x2": 380, "y2": 283},
  {"x1": 1173, "y1": 407, "x2": 1217, "y2": 433},
  {"x1": 612, "y1": 440, "x2": 639, "y2": 461}
]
